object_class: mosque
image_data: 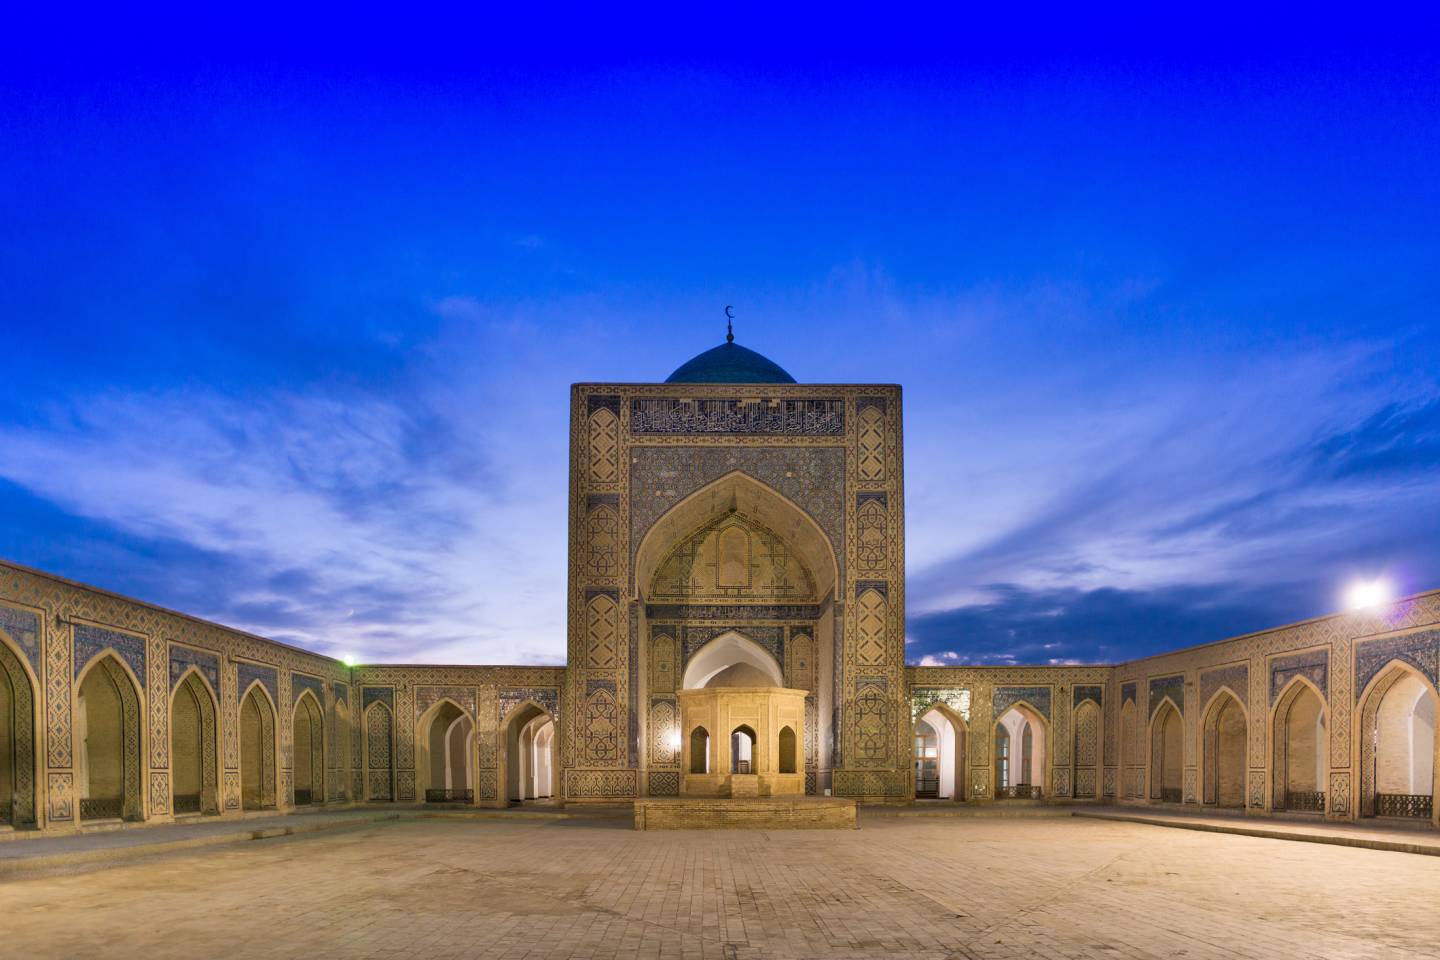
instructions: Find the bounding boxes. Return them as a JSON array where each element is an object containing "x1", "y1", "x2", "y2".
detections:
[{"x1": 0, "y1": 333, "x2": 1436, "y2": 833}]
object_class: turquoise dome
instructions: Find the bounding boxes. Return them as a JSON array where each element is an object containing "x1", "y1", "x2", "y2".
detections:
[{"x1": 665, "y1": 340, "x2": 796, "y2": 384}]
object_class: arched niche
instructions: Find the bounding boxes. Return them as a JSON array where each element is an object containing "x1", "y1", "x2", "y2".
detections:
[
  {"x1": 418, "y1": 699, "x2": 472, "y2": 803},
  {"x1": 1271, "y1": 677, "x2": 1327, "y2": 813},
  {"x1": 683, "y1": 632, "x2": 784, "y2": 690},
  {"x1": 240, "y1": 683, "x2": 278, "y2": 811},
  {"x1": 171, "y1": 669, "x2": 219, "y2": 816},
  {"x1": 994, "y1": 702, "x2": 1047, "y2": 798},
  {"x1": 504, "y1": 702, "x2": 557, "y2": 805},
  {"x1": 1149, "y1": 699, "x2": 1183, "y2": 803},
  {"x1": 364, "y1": 701, "x2": 394, "y2": 802},
  {"x1": 0, "y1": 629, "x2": 38, "y2": 828},
  {"x1": 634, "y1": 472, "x2": 841, "y2": 795},
  {"x1": 1071, "y1": 699, "x2": 1102, "y2": 800},
  {"x1": 77, "y1": 653, "x2": 144, "y2": 821},
  {"x1": 1200, "y1": 689, "x2": 1246, "y2": 809},
  {"x1": 292, "y1": 691, "x2": 325, "y2": 806},
  {"x1": 1358, "y1": 661, "x2": 1437, "y2": 820},
  {"x1": 914, "y1": 703, "x2": 966, "y2": 801}
]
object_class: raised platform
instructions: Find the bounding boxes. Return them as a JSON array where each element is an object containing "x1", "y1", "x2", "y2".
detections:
[{"x1": 632, "y1": 796, "x2": 858, "y2": 830}]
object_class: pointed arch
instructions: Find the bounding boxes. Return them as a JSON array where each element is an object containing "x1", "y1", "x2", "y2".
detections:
[
  {"x1": 1119, "y1": 699, "x2": 1139, "y2": 798},
  {"x1": 240, "y1": 682, "x2": 278, "y2": 810},
  {"x1": 363, "y1": 700, "x2": 394, "y2": 802},
  {"x1": 76, "y1": 652, "x2": 144, "y2": 821},
  {"x1": 682, "y1": 631, "x2": 785, "y2": 690},
  {"x1": 1148, "y1": 697, "x2": 1183, "y2": 802},
  {"x1": 1199, "y1": 688, "x2": 1246, "y2": 808},
  {"x1": 502, "y1": 701, "x2": 557, "y2": 804},
  {"x1": 0, "y1": 627, "x2": 38, "y2": 827},
  {"x1": 1357, "y1": 659, "x2": 1437, "y2": 820},
  {"x1": 1270, "y1": 675, "x2": 1327, "y2": 813},
  {"x1": 292, "y1": 689, "x2": 325, "y2": 806},
  {"x1": 634, "y1": 470, "x2": 839, "y2": 602},
  {"x1": 914, "y1": 702, "x2": 967, "y2": 800},
  {"x1": 417, "y1": 697, "x2": 472, "y2": 803},
  {"x1": 170, "y1": 667, "x2": 219, "y2": 816},
  {"x1": 994, "y1": 700, "x2": 1048, "y2": 798},
  {"x1": 1071, "y1": 699, "x2": 1102, "y2": 799}
]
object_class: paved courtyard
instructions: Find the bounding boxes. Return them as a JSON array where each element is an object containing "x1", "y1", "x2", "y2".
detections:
[{"x1": 4, "y1": 812, "x2": 1438, "y2": 960}]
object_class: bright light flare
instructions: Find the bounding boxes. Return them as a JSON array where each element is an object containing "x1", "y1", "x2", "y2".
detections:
[
  {"x1": 1345, "y1": 579, "x2": 1394, "y2": 611},
  {"x1": 667, "y1": 729, "x2": 683, "y2": 751},
  {"x1": 342, "y1": 654, "x2": 357, "y2": 667}
]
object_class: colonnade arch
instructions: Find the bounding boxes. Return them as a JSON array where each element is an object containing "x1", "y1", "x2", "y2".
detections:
[
  {"x1": 418, "y1": 699, "x2": 473, "y2": 802},
  {"x1": 240, "y1": 684, "x2": 278, "y2": 811},
  {"x1": 0, "y1": 631, "x2": 37, "y2": 827},
  {"x1": 1271, "y1": 677, "x2": 1326, "y2": 812},
  {"x1": 994, "y1": 702, "x2": 1046, "y2": 798},
  {"x1": 913, "y1": 702, "x2": 966, "y2": 800},
  {"x1": 76, "y1": 653, "x2": 143, "y2": 821},
  {"x1": 1359, "y1": 661, "x2": 1437, "y2": 821},
  {"x1": 292, "y1": 691, "x2": 324, "y2": 806},
  {"x1": 1200, "y1": 689, "x2": 1246, "y2": 808},
  {"x1": 1149, "y1": 699, "x2": 1183, "y2": 803},
  {"x1": 505, "y1": 702, "x2": 556, "y2": 803},
  {"x1": 170, "y1": 669, "x2": 219, "y2": 816}
]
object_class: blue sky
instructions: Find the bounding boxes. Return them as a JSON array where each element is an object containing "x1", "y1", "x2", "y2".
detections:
[{"x1": 2, "y1": 44, "x2": 1438, "y2": 666}]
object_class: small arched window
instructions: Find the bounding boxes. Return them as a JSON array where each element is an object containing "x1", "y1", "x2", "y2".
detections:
[{"x1": 778, "y1": 726, "x2": 797, "y2": 774}]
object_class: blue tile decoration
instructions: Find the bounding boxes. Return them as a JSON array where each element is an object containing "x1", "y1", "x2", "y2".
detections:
[
  {"x1": 1121, "y1": 682, "x2": 1137, "y2": 706},
  {"x1": 681, "y1": 625, "x2": 783, "y2": 667},
  {"x1": 1149, "y1": 675, "x2": 1185, "y2": 718},
  {"x1": 856, "y1": 580, "x2": 888, "y2": 600},
  {"x1": 498, "y1": 687, "x2": 559, "y2": 721},
  {"x1": 629, "y1": 397, "x2": 843, "y2": 435},
  {"x1": 1270, "y1": 650, "x2": 1328, "y2": 704},
  {"x1": 292, "y1": 672, "x2": 325, "y2": 706},
  {"x1": 169, "y1": 645, "x2": 220, "y2": 695},
  {"x1": 646, "y1": 603, "x2": 822, "y2": 621},
  {"x1": 332, "y1": 681, "x2": 349, "y2": 704},
  {"x1": 911, "y1": 687, "x2": 971, "y2": 721},
  {"x1": 1073, "y1": 685, "x2": 1104, "y2": 708},
  {"x1": 586, "y1": 394, "x2": 620, "y2": 416},
  {"x1": 855, "y1": 491, "x2": 888, "y2": 507},
  {"x1": 362, "y1": 686, "x2": 394, "y2": 711},
  {"x1": 1355, "y1": 629, "x2": 1439, "y2": 697},
  {"x1": 1200, "y1": 663, "x2": 1248, "y2": 710},
  {"x1": 236, "y1": 661, "x2": 278, "y2": 704},
  {"x1": 587, "y1": 492, "x2": 620, "y2": 511},
  {"x1": 0, "y1": 604, "x2": 41, "y2": 674},
  {"x1": 856, "y1": 396, "x2": 887, "y2": 414},
  {"x1": 994, "y1": 685, "x2": 1051, "y2": 721},
  {"x1": 73, "y1": 623, "x2": 146, "y2": 681}
]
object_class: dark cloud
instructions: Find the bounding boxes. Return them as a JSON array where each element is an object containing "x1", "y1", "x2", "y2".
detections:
[{"x1": 906, "y1": 581, "x2": 1308, "y2": 666}]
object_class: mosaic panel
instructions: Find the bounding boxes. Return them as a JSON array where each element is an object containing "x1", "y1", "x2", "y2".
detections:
[
  {"x1": 647, "y1": 770, "x2": 680, "y2": 796},
  {"x1": 0, "y1": 603, "x2": 41, "y2": 674},
  {"x1": 414, "y1": 684, "x2": 477, "y2": 720},
  {"x1": 646, "y1": 603, "x2": 822, "y2": 621},
  {"x1": 1270, "y1": 650, "x2": 1329, "y2": 704},
  {"x1": 169, "y1": 645, "x2": 220, "y2": 695},
  {"x1": 1120, "y1": 681, "x2": 1137, "y2": 706},
  {"x1": 1354, "y1": 628, "x2": 1439, "y2": 695},
  {"x1": 1199, "y1": 663, "x2": 1248, "y2": 710},
  {"x1": 1073, "y1": 684, "x2": 1104, "y2": 708},
  {"x1": 910, "y1": 687, "x2": 971, "y2": 722},
  {"x1": 237, "y1": 661, "x2": 279, "y2": 704},
  {"x1": 292, "y1": 673, "x2": 326, "y2": 707},
  {"x1": 629, "y1": 397, "x2": 845, "y2": 436},
  {"x1": 73, "y1": 622, "x2": 146, "y2": 681},
  {"x1": 498, "y1": 687, "x2": 559, "y2": 722},
  {"x1": 1148, "y1": 675, "x2": 1185, "y2": 718},
  {"x1": 993, "y1": 685, "x2": 1052, "y2": 721},
  {"x1": 47, "y1": 772, "x2": 73, "y2": 821},
  {"x1": 362, "y1": 686, "x2": 395, "y2": 711},
  {"x1": 567, "y1": 768, "x2": 637, "y2": 798}
]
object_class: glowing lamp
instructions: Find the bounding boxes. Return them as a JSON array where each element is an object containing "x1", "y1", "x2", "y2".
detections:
[
  {"x1": 1345, "y1": 579, "x2": 1393, "y2": 611},
  {"x1": 667, "y1": 729, "x2": 683, "y2": 752},
  {"x1": 342, "y1": 654, "x2": 357, "y2": 667}
]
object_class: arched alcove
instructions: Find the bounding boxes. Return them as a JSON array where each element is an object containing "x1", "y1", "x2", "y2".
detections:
[
  {"x1": 77, "y1": 654, "x2": 144, "y2": 821},
  {"x1": 1149, "y1": 700, "x2": 1183, "y2": 803},
  {"x1": 504, "y1": 703, "x2": 557, "y2": 804},
  {"x1": 1071, "y1": 699, "x2": 1102, "y2": 799},
  {"x1": 778, "y1": 725, "x2": 797, "y2": 774},
  {"x1": 240, "y1": 684, "x2": 278, "y2": 811},
  {"x1": 1359, "y1": 662, "x2": 1436, "y2": 819},
  {"x1": 682, "y1": 632, "x2": 784, "y2": 690},
  {"x1": 364, "y1": 702, "x2": 394, "y2": 802},
  {"x1": 0, "y1": 631, "x2": 37, "y2": 828},
  {"x1": 171, "y1": 670, "x2": 219, "y2": 816},
  {"x1": 1201, "y1": 690, "x2": 1246, "y2": 808},
  {"x1": 1272, "y1": 678, "x2": 1326, "y2": 812},
  {"x1": 915, "y1": 704, "x2": 966, "y2": 800},
  {"x1": 689, "y1": 726, "x2": 710, "y2": 774},
  {"x1": 293, "y1": 691, "x2": 324, "y2": 806},
  {"x1": 994, "y1": 703, "x2": 1047, "y2": 798}
]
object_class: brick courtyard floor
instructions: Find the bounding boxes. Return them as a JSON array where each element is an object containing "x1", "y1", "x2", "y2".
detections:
[{"x1": 4, "y1": 812, "x2": 1437, "y2": 960}]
